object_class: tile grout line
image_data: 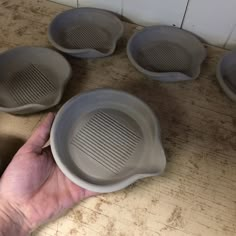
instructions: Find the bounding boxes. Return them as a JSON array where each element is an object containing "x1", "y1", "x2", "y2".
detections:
[
  {"x1": 180, "y1": 0, "x2": 190, "y2": 29},
  {"x1": 121, "y1": 0, "x2": 124, "y2": 16},
  {"x1": 223, "y1": 23, "x2": 236, "y2": 48}
]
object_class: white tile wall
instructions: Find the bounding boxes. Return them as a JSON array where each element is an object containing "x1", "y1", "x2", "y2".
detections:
[
  {"x1": 122, "y1": 0, "x2": 188, "y2": 27},
  {"x1": 182, "y1": 0, "x2": 236, "y2": 47},
  {"x1": 49, "y1": 0, "x2": 187, "y2": 26},
  {"x1": 49, "y1": 0, "x2": 236, "y2": 49},
  {"x1": 225, "y1": 25, "x2": 236, "y2": 50},
  {"x1": 50, "y1": 0, "x2": 77, "y2": 7},
  {"x1": 79, "y1": 0, "x2": 122, "y2": 14}
]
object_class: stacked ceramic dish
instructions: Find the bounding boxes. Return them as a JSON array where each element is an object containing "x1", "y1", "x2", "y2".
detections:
[
  {"x1": 127, "y1": 26, "x2": 206, "y2": 82},
  {"x1": 48, "y1": 8, "x2": 124, "y2": 58},
  {"x1": 0, "y1": 47, "x2": 71, "y2": 115}
]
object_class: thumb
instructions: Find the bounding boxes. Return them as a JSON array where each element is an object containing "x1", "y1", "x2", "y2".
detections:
[{"x1": 20, "y1": 113, "x2": 55, "y2": 154}]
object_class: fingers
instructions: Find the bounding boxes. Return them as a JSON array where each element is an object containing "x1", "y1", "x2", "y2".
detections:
[{"x1": 24, "y1": 113, "x2": 55, "y2": 153}]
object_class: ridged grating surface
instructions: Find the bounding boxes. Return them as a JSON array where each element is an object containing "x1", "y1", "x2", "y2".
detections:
[
  {"x1": 137, "y1": 42, "x2": 191, "y2": 74},
  {"x1": 71, "y1": 111, "x2": 141, "y2": 174},
  {"x1": 3, "y1": 64, "x2": 56, "y2": 106},
  {"x1": 63, "y1": 25, "x2": 111, "y2": 51}
]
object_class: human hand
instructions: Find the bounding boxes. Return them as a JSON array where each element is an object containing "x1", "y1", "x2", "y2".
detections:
[{"x1": 0, "y1": 113, "x2": 96, "y2": 235}]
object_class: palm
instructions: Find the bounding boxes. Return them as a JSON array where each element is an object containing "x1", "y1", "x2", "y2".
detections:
[{"x1": 0, "y1": 114, "x2": 95, "y2": 229}]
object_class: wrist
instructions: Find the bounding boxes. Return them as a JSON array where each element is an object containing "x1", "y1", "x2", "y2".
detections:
[{"x1": 0, "y1": 198, "x2": 31, "y2": 236}]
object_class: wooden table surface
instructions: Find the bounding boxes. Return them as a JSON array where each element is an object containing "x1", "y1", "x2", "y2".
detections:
[{"x1": 0, "y1": 0, "x2": 236, "y2": 235}]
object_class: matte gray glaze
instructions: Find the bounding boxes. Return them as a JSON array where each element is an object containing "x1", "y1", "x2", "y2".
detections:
[
  {"x1": 48, "y1": 8, "x2": 124, "y2": 58},
  {"x1": 217, "y1": 50, "x2": 236, "y2": 102},
  {"x1": 0, "y1": 47, "x2": 71, "y2": 115},
  {"x1": 51, "y1": 89, "x2": 166, "y2": 193},
  {"x1": 127, "y1": 26, "x2": 206, "y2": 82}
]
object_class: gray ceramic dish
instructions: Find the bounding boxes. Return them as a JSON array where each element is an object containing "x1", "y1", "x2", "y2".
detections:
[
  {"x1": 51, "y1": 89, "x2": 166, "y2": 193},
  {"x1": 127, "y1": 26, "x2": 207, "y2": 82},
  {"x1": 48, "y1": 8, "x2": 124, "y2": 58},
  {"x1": 0, "y1": 47, "x2": 71, "y2": 115},
  {"x1": 216, "y1": 50, "x2": 236, "y2": 102}
]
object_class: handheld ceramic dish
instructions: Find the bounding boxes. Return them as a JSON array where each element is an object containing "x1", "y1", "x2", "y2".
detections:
[
  {"x1": 217, "y1": 50, "x2": 236, "y2": 102},
  {"x1": 48, "y1": 8, "x2": 124, "y2": 58},
  {"x1": 0, "y1": 47, "x2": 71, "y2": 115},
  {"x1": 127, "y1": 26, "x2": 206, "y2": 82},
  {"x1": 51, "y1": 89, "x2": 166, "y2": 193}
]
